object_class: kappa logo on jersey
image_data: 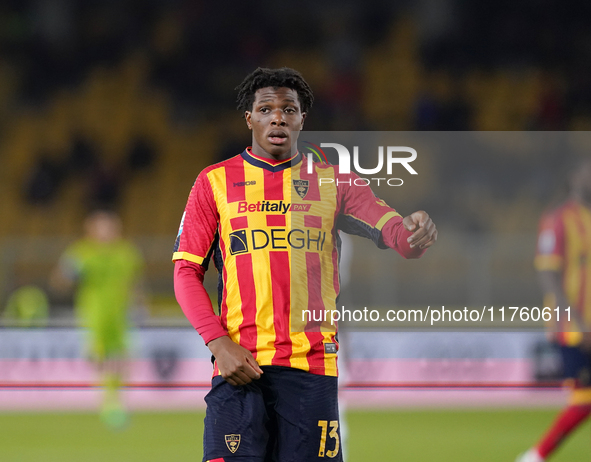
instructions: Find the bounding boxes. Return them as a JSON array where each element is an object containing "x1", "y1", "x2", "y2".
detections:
[
  {"x1": 233, "y1": 180, "x2": 256, "y2": 187},
  {"x1": 293, "y1": 179, "x2": 309, "y2": 199},
  {"x1": 229, "y1": 230, "x2": 248, "y2": 255},
  {"x1": 225, "y1": 434, "x2": 241, "y2": 453}
]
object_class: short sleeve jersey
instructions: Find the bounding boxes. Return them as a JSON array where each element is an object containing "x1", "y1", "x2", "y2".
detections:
[
  {"x1": 173, "y1": 149, "x2": 401, "y2": 376},
  {"x1": 535, "y1": 200, "x2": 591, "y2": 345}
]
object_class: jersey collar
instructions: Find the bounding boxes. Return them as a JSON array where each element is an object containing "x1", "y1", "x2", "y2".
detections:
[{"x1": 241, "y1": 148, "x2": 302, "y2": 172}]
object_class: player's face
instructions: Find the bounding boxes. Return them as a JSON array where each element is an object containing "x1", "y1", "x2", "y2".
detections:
[
  {"x1": 245, "y1": 87, "x2": 306, "y2": 160},
  {"x1": 85, "y1": 213, "x2": 122, "y2": 242}
]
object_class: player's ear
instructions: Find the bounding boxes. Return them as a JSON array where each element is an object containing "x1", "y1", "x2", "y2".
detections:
[
  {"x1": 245, "y1": 111, "x2": 252, "y2": 130},
  {"x1": 300, "y1": 112, "x2": 306, "y2": 130}
]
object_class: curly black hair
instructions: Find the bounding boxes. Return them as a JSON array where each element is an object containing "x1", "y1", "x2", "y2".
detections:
[{"x1": 235, "y1": 67, "x2": 314, "y2": 114}]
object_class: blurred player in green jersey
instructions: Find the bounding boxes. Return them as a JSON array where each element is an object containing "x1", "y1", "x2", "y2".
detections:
[
  {"x1": 3, "y1": 285, "x2": 49, "y2": 327},
  {"x1": 51, "y1": 210, "x2": 145, "y2": 428}
]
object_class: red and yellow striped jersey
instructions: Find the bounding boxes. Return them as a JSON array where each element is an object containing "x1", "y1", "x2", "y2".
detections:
[
  {"x1": 535, "y1": 200, "x2": 591, "y2": 345},
  {"x1": 173, "y1": 148, "x2": 402, "y2": 376}
]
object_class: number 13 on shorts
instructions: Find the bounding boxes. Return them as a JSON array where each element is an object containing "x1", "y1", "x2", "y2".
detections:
[{"x1": 318, "y1": 420, "x2": 340, "y2": 458}]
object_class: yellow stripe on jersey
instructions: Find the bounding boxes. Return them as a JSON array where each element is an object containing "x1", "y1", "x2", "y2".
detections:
[
  {"x1": 246, "y1": 165, "x2": 277, "y2": 366},
  {"x1": 574, "y1": 204, "x2": 591, "y2": 325},
  {"x1": 323, "y1": 340, "x2": 338, "y2": 377},
  {"x1": 207, "y1": 167, "x2": 244, "y2": 346},
  {"x1": 287, "y1": 167, "x2": 313, "y2": 371},
  {"x1": 563, "y1": 209, "x2": 583, "y2": 314},
  {"x1": 316, "y1": 167, "x2": 339, "y2": 332},
  {"x1": 284, "y1": 170, "x2": 313, "y2": 372}
]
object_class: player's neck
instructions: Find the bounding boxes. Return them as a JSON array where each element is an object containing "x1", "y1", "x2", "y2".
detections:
[{"x1": 250, "y1": 145, "x2": 297, "y2": 162}]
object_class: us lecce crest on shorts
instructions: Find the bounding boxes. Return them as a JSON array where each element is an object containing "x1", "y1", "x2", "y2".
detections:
[{"x1": 225, "y1": 434, "x2": 241, "y2": 453}]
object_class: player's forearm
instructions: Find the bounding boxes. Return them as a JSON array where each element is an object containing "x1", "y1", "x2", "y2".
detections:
[
  {"x1": 49, "y1": 267, "x2": 75, "y2": 293},
  {"x1": 174, "y1": 260, "x2": 228, "y2": 344},
  {"x1": 538, "y1": 270, "x2": 570, "y2": 307},
  {"x1": 538, "y1": 270, "x2": 584, "y2": 329},
  {"x1": 381, "y1": 217, "x2": 427, "y2": 259}
]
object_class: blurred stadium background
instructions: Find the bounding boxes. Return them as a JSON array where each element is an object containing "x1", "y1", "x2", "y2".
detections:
[{"x1": 0, "y1": 0, "x2": 590, "y2": 460}]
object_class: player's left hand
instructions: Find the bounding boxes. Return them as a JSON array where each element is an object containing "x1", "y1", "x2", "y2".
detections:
[{"x1": 403, "y1": 211, "x2": 437, "y2": 249}]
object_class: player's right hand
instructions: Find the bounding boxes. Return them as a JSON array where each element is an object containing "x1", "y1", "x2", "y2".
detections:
[
  {"x1": 207, "y1": 336, "x2": 264, "y2": 386},
  {"x1": 403, "y1": 210, "x2": 437, "y2": 249}
]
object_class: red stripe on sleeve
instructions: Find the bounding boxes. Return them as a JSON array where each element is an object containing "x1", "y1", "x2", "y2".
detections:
[
  {"x1": 264, "y1": 168, "x2": 284, "y2": 200},
  {"x1": 225, "y1": 161, "x2": 246, "y2": 203},
  {"x1": 269, "y1": 251, "x2": 293, "y2": 367},
  {"x1": 537, "y1": 209, "x2": 565, "y2": 259},
  {"x1": 174, "y1": 169, "x2": 219, "y2": 258},
  {"x1": 173, "y1": 260, "x2": 227, "y2": 344},
  {"x1": 235, "y1": 253, "x2": 258, "y2": 357},
  {"x1": 305, "y1": 251, "x2": 326, "y2": 375}
]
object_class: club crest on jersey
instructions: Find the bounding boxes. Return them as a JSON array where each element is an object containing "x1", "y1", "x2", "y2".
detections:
[
  {"x1": 293, "y1": 179, "x2": 309, "y2": 199},
  {"x1": 225, "y1": 434, "x2": 241, "y2": 453},
  {"x1": 229, "y1": 230, "x2": 248, "y2": 255}
]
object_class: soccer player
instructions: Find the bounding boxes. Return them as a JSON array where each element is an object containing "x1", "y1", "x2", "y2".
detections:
[
  {"x1": 51, "y1": 210, "x2": 145, "y2": 428},
  {"x1": 517, "y1": 158, "x2": 591, "y2": 462},
  {"x1": 173, "y1": 67, "x2": 437, "y2": 461},
  {"x1": 3, "y1": 285, "x2": 49, "y2": 327}
]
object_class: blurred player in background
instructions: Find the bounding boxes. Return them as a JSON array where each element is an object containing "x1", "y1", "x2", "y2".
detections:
[
  {"x1": 3, "y1": 284, "x2": 49, "y2": 327},
  {"x1": 517, "y1": 158, "x2": 591, "y2": 462},
  {"x1": 51, "y1": 210, "x2": 145, "y2": 428},
  {"x1": 173, "y1": 67, "x2": 437, "y2": 461}
]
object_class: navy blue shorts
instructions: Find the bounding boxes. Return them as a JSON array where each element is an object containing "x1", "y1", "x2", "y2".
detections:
[
  {"x1": 560, "y1": 346, "x2": 591, "y2": 386},
  {"x1": 202, "y1": 366, "x2": 342, "y2": 462}
]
